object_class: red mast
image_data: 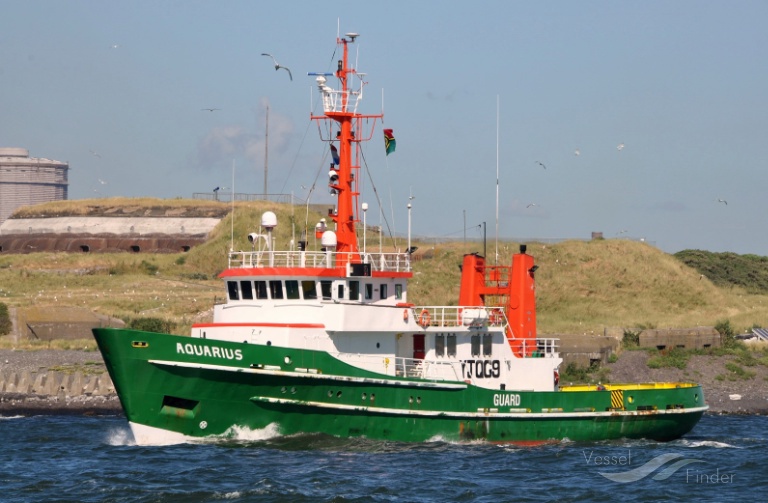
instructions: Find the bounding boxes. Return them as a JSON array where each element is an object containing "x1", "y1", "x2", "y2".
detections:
[{"x1": 310, "y1": 32, "x2": 382, "y2": 270}]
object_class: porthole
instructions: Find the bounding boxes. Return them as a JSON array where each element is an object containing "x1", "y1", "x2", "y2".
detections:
[
  {"x1": 628, "y1": 396, "x2": 634, "y2": 404},
  {"x1": 284, "y1": 356, "x2": 292, "y2": 365},
  {"x1": 199, "y1": 421, "x2": 208, "y2": 430},
  {"x1": 281, "y1": 386, "x2": 287, "y2": 394},
  {"x1": 362, "y1": 393, "x2": 367, "y2": 400},
  {"x1": 336, "y1": 391, "x2": 342, "y2": 398},
  {"x1": 328, "y1": 390, "x2": 333, "y2": 397}
]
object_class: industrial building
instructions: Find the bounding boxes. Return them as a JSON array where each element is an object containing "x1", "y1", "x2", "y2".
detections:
[{"x1": 0, "y1": 147, "x2": 69, "y2": 225}]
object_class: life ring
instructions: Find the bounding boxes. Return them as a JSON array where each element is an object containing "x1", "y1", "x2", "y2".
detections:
[
  {"x1": 554, "y1": 369, "x2": 560, "y2": 386},
  {"x1": 403, "y1": 309, "x2": 409, "y2": 322},
  {"x1": 419, "y1": 309, "x2": 431, "y2": 327}
]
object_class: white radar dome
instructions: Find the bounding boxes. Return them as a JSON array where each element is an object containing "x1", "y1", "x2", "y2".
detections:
[
  {"x1": 261, "y1": 211, "x2": 277, "y2": 229},
  {"x1": 321, "y1": 230, "x2": 337, "y2": 248}
]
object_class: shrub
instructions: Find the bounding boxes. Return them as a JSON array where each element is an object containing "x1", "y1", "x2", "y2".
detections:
[
  {"x1": 0, "y1": 302, "x2": 11, "y2": 335},
  {"x1": 647, "y1": 347, "x2": 689, "y2": 370},
  {"x1": 140, "y1": 260, "x2": 159, "y2": 275},
  {"x1": 126, "y1": 317, "x2": 176, "y2": 334},
  {"x1": 715, "y1": 319, "x2": 739, "y2": 349},
  {"x1": 622, "y1": 329, "x2": 640, "y2": 348}
]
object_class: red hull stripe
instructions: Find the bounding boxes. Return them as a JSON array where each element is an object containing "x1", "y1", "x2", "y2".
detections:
[{"x1": 192, "y1": 322, "x2": 325, "y2": 329}]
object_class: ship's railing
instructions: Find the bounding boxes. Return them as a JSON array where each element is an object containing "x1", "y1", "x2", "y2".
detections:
[
  {"x1": 411, "y1": 305, "x2": 560, "y2": 358},
  {"x1": 228, "y1": 250, "x2": 411, "y2": 273},
  {"x1": 410, "y1": 306, "x2": 506, "y2": 329}
]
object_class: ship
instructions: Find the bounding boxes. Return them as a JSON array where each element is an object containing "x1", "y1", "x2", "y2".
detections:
[{"x1": 93, "y1": 31, "x2": 707, "y2": 445}]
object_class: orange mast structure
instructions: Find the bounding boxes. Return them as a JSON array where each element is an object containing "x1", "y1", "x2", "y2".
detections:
[{"x1": 310, "y1": 33, "x2": 382, "y2": 270}]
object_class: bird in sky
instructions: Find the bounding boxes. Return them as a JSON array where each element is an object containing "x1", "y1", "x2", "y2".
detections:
[
  {"x1": 617, "y1": 143, "x2": 625, "y2": 151},
  {"x1": 89, "y1": 149, "x2": 101, "y2": 158},
  {"x1": 717, "y1": 198, "x2": 728, "y2": 205},
  {"x1": 201, "y1": 108, "x2": 220, "y2": 112},
  {"x1": 574, "y1": 149, "x2": 580, "y2": 156},
  {"x1": 526, "y1": 203, "x2": 537, "y2": 208},
  {"x1": 261, "y1": 53, "x2": 293, "y2": 81},
  {"x1": 535, "y1": 161, "x2": 546, "y2": 169}
]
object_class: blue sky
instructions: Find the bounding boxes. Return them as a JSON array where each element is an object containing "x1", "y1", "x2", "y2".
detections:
[{"x1": 2, "y1": 1, "x2": 767, "y2": 254}]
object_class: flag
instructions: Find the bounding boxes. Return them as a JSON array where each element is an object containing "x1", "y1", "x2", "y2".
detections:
[
  {"x1": 384, "y1": 129, "x2": 396, "y2": 156},
  {"x1": 330, "y1": 144, "x2": 340, "y2": 165}
]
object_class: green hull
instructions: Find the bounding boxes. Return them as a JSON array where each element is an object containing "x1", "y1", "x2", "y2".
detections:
[{"x1": 94, "y1": 328, "x2": 706, "y2": 444}]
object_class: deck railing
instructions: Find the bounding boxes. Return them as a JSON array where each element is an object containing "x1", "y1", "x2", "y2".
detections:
[{"x1": 227, "y1": 250, "x2": 412, "y2": 273}]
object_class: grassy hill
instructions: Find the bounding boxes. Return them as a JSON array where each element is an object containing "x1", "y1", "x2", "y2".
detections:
[{"x1": 2, "y1": 198, "x2": 768, "y2": 338}]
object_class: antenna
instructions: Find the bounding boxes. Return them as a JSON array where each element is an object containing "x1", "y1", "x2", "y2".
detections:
[
  {"x1": 495, "y1": 95, "x2": 499, "y2": 265},
  {"x1": 230, "y1": 159, "x2": 235, "y2": 252},
  {"x1": 264, "y1": 104, "x2": 269, "y2": 195}
]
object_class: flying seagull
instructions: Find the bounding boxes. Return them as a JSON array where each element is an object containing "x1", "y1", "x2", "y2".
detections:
[
  {"x1": 717, "y1": 198, "x2": 727, "y2": 205},
  {"x1": 526, "y1": 203, "x2": 537, "y2": 208},
  {"x1": 535, "y1": 161, "x2": 547, "y2": 169},
  {"x1": 201, "y1": 108, "x2": 221, "y2": 112},
  {"x1": 617, "y1": 143, "x2": 625, "y2": 151},
  {"x1": 574, "y1": 149, "x2": 580, "y2": 156},
  {"x1": 261, "y1": 53, "x2": 292, "y2": 81}
]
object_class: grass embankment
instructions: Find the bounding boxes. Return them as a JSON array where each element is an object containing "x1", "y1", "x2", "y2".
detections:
[{"x1": 3, "y1": 198, "x2": 768, "y2": 350}]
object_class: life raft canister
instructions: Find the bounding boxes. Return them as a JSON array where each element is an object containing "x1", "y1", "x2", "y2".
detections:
[{"x1": 419, "y1": 309, "x2": 431, "y2": 327}]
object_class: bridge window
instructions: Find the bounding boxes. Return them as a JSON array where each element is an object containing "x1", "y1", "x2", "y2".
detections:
[
  {"x1": 435, "y1": 335, "x2": 445, "y2": 357},
  {"x1": 337, "y1": 284, "x2": 345, "y2": 300},
  {"x1": 286, "y1": 280, "x2": 300, "y2": 300},
  {"x1": 471, "y1": 335, "x2": 480, "y2": 357},
  {"x1": 380, "y1": 284, "x2": 388, "y2": 300},
  {"x1": 483, "y1": 334, "x2": 493, "y2": 356},
  {"x1": 255, "y1": 281, "x2": 268, "y2": 299},
  {"x1": 447, "y1": 335, "x2": 457, "y2": 357},
  {"x1": 302, "y1": 280, "x2": 318, "y2": 300},
  {"x1": 269, "y1": 280, "x2": 284, "y2": 299},
  {"x1": 227, "y1": 281, "x2": 239, "y2": 300},
  {"x1": 365, "y1": 283, "x2": 373, "y2": 300},
  {"x1": 395, "y1": 284, "x2": 403, "y2": 300},
  {"x1": 240, "y1": 281, "x2": 254, "y2": 300},
  {"x1": 349, "y1": 281, "x2": 360, "y2": 301},
  {"x1": 321, "y1": 281, "x2": 333, "y2": 300}
]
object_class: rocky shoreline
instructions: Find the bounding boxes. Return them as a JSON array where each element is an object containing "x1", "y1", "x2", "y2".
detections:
[{"x1": 1, "y1": 348, "x2": 767, "y2": 416}]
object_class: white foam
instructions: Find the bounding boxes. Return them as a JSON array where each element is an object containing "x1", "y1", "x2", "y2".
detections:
[
  {"x1": 0, "y1": 415, "x2": 24, "y2": 421},
  {"x1": 216, "y1": 423, "x2": 282, "y2": 442},
  {"x1": 105, "y1": 426, "x2": 136, "y2": 446},
  {"x1": 678, "y1": 439, "x2": 739, "y2": 449}
]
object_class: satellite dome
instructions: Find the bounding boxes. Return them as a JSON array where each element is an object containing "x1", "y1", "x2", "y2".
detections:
[
  {"x1": 321, "y1": 230, "x2": 337, "y2": 248},
  {"x1": 261, "y1": 211, "x2": 277, "y2": 229}
]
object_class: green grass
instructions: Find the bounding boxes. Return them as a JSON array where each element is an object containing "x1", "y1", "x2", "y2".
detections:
[
  {"x1": 647, "y1": 347, "x2": 690, "y2": 370},
  {"x1": 6, "y1": 198, "x2": 768, "y2": 337}
]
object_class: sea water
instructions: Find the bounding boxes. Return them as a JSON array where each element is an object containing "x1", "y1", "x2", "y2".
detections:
[{"x1": 0, "y1": 414, "x2": 765, "y2": 502}]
